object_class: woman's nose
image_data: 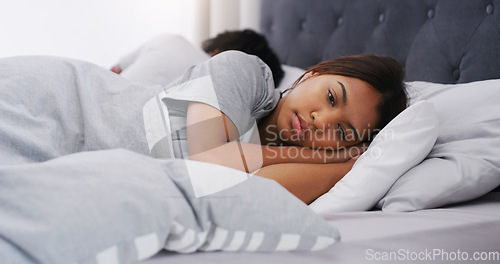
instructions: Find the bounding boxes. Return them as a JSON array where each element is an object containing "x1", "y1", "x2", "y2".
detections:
[{"x1": 311, "y1": 111, "x2": 333, "y2": 131}]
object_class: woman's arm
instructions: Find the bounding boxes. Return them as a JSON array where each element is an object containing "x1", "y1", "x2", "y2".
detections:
[
  {"x1": 252, "y1": 159, "x2": 357, "y2": 204},
  {"x1": 187, "y1": 102, "x2": 363, "y2": 172}
]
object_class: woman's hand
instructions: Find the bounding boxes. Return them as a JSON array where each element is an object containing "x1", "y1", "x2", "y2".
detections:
[
  {"x1": 342, "y1": 151, "x2": 362, "y2": 168},
  {"x1": 286, "y1": 141, "x2": 369, "y2": 164},
  {"x1": 327, "y1": 142, "x2": 369, "y2": 163}
]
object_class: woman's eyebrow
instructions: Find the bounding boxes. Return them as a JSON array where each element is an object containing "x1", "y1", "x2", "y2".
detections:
[{"x1": 337, "y1": 81, "x2": 347, "y2": 104}]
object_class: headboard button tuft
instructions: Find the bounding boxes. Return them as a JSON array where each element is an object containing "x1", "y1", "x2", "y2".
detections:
[
  {"x1": 486, "y1": 4, "x2": 494, "y2": 15},
  {"x1": 378, "y1": 13, "x2": 385, "y2": 23},
  {"x1": 453, "y1": 69, "x2": 460, "y2": 80},
  {"x1": 427, "y1": 9, "x2": 435, "y2": 19}
]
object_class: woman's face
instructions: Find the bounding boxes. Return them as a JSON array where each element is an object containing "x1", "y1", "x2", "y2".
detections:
[{"x1": 272, "y1": 73, "x2": 382, "y2": 149}]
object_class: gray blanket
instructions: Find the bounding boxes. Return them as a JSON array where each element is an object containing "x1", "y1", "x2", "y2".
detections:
[
  {"x1": 0, "y1": 57, "x2": 340, "y2": 264},
  {"x1": 0, "y1": 56, "x2": 161, "y2": 165}
]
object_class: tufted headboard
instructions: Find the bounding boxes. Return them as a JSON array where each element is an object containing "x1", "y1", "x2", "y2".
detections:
[{"x1": 260, "y1": 0, "x2": 500, "y2": 84}]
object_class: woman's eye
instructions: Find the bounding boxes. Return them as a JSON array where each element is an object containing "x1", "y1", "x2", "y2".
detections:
[
  {"x1": 337, "y1": 124, "x2": 345, "y2": 141},
  {"x1": 328, "y1": 90, "x2": 336, "y2": 107}
]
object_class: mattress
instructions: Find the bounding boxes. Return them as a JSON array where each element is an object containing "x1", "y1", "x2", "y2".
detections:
[{"x1": 142, "y1": 192, "x2": 500, "y2": 263}]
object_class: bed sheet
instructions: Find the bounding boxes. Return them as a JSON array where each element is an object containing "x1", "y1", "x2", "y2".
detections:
[{"x1": 141, "y1": 192, "x2": 500, "y2": 263}]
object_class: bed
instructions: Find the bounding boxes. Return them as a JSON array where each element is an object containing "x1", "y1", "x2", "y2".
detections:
[
  {"x1": 144, "y1": 0, "x2": 500, "y2": 262},
  {"x1": 147, "y1": 0, "x2": 500, "y2": 262},
  {"x1": 1, "y1": 0, "x2": 499, "y2": 264}
]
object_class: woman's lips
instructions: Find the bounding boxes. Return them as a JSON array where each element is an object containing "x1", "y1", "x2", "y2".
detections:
[{"x1": 292, "y1": 114, "x2": 307, "y2": 139}]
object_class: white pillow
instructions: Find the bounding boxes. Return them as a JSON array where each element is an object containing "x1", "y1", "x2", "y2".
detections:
[
  {"x1": 309, "y1": 100, "x2": 439, "y2": 214},
  {"x1": 378, "y1": 80, "x2": 500, "y2": 211},
  {"x1": 276, "y1": 64, "x2": 306, "y2": 92}
]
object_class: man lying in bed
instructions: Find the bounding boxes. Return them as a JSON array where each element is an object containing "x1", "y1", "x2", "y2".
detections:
[{"x1": 109, "y1": 29, "x2": 284, "y2": 88}]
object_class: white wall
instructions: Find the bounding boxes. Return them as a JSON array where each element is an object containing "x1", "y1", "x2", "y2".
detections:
[
  {"x1": 0, "y1": 0, "x2": 262, "y2": 68},
  {"x1": 207, "y1": 0, "x2": 261, "y2": 38},
  {"x1": 0, "y1": 0, "x2": 197, "y2": 68},
  {"x1": 189, "y1": 0, "x2": 262, "y2": 47}
]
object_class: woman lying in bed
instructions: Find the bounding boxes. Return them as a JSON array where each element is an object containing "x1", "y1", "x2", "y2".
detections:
[
  {"x1": 166, "y1": 51, "x2": 407, "y2": 204},
  {"x1": 0, "y1": 51, "x2": 407, "y2": 205}
]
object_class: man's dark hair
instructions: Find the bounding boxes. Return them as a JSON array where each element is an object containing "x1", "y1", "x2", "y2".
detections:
[{"x1": 202, "y1": 29, "x2": 284, "y2": 87}]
